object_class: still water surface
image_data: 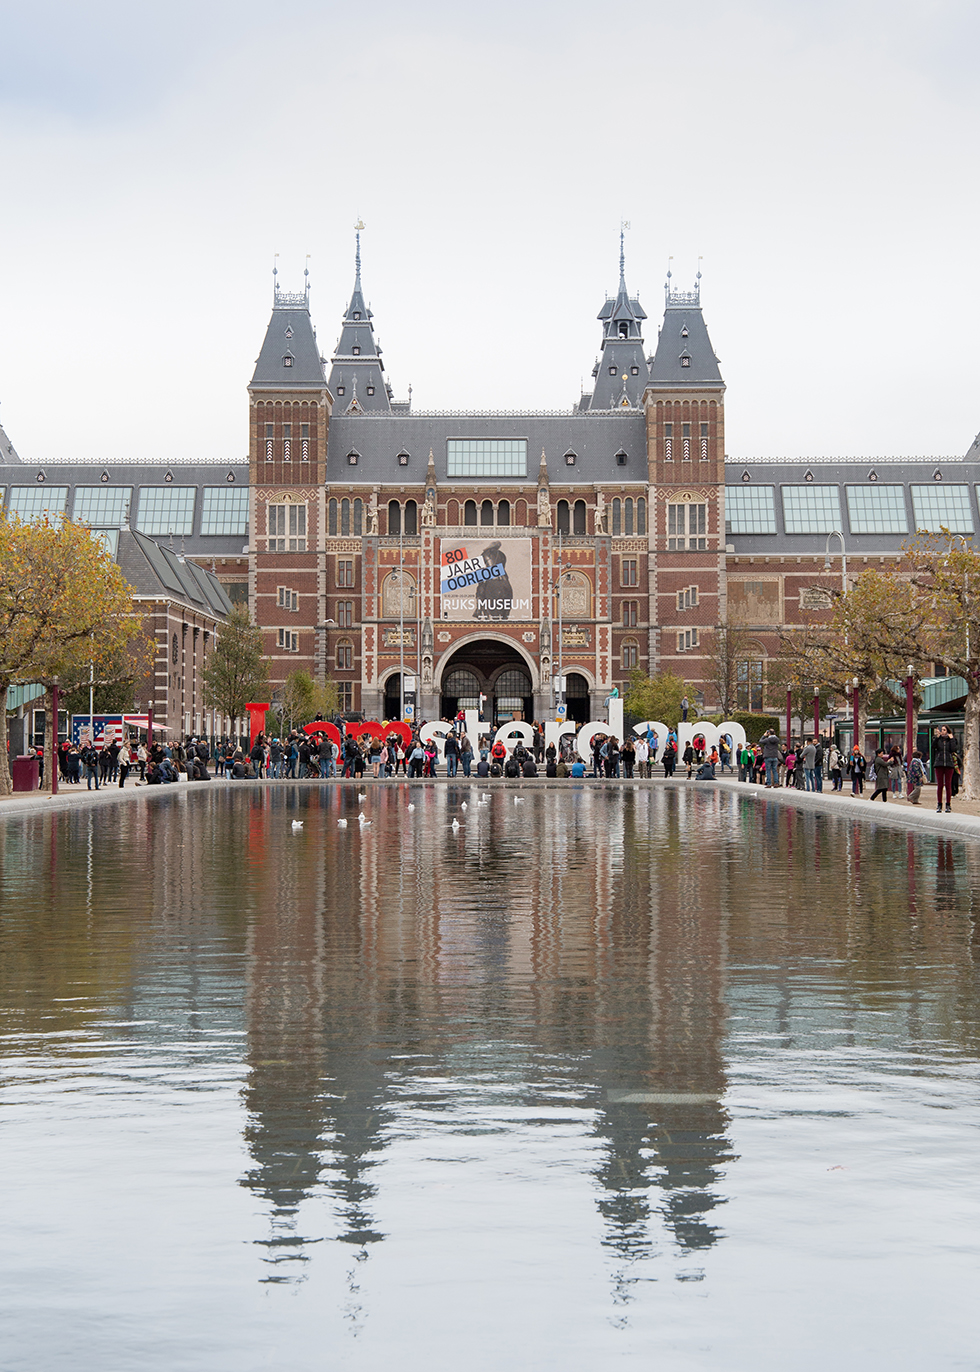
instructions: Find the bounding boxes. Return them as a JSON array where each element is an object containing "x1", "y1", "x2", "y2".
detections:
[{"x1": 1, "y1": 784, "x2": 979, "y2": 1369}]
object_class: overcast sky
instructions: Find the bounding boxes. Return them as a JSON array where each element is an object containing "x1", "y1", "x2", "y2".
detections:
[{"x1": 1, "y1": 0, "x2": 978, "y2": 465}]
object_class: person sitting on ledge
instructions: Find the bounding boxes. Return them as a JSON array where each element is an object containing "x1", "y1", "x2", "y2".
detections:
[
  {"x1": 569, "y1": 758, "x2": 585, "y2": 778},
  {"x1": 503, "y1": 755, "x2": 521, "y2": 779},
  {"x1": 522, "y1": 757, "x2": 538, "y2": 778}
]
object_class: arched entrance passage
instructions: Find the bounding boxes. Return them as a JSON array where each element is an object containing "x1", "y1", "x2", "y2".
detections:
[
  {"x1": 564, "y1": 672, "x2": 591, "y2": 725},
  {"x1": 438, "y1": 638, "x2": 536, "y2": 725}
]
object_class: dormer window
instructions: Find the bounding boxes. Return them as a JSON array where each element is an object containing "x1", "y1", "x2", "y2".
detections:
[
  {"x1": 283, "y1": 354, "x2": 294, "y2": 367},
  {"x1": 680, "y1": 352, "x2": 691, "y2": 367},
  {"x1": 616, "y1": 450, "x2": 628, "y2": 467},
  {"x1": 336, "y1": 385, "x2": 345, "y2": 395},
  {"x1": 398, "y1": 452, "x2": 410, "y2": 467},
  {"x1": 347, "y1": 450, "x2": 359, "y2": 466},
  {"x1": 681, "y1": 326, "x2": 689, "y2": 337},
  {"x1": 284, "y1": 326, "x2": 293, "y2": 339},
  {"x1": 618, "y1": 322, "x2": 629, "y2": 338},
  {"x1": 366, "y1": 386, "x2": 375, "y2": 396},
  {"x1": 630, "y1": 365, "x2": 639, "y2": 375},
  {"x1": 565, "y1": 450, "x2": 577, "y2": 466},
  {"x1": 353, "y1": 311, "x2": 361, "y2": 320},
  {"x1": 352, "y1": 345, "x2": 361, "y2": 355}
]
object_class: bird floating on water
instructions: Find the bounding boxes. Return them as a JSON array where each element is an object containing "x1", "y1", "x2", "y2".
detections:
[
  {"x1": 358, "y1": 813, "x2": 371, "y2": 826},
  {"x1": 451, "y1": 818, "x2": 461, "y2": 831},
  {"x1": 357, "y1": 793, "x2": 367, "y2": 802},
  {"x1": 408, "y1": 803, "x2": 416, "y2": 811},
  {"x1": 291, "y1": 820, "x2": 304, "y2": 829},
  {"x1": 514, "y1": 797, "x2": 525, "y2": 805},
  {"x1": 337, "y1": 818, "x2": 348, "y2": 828},
  {"x1": 461, "y1": 802, "x2": 468, "y2": 810}
]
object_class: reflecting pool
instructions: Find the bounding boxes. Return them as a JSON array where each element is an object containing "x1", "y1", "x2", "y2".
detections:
[{"x1": 1, "y1": 784, "x2": 979, "y2": 1370}]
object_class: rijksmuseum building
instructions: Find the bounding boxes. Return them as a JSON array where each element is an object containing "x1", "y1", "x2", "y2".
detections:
[{"x1": 3, "y1": 235, "x2": 980, "y2": 733}]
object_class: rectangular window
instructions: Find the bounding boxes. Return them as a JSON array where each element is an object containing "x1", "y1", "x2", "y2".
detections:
[
  {"x1": 670, "y1": 503, "x2": 707, "y2": 550},
  {"x1": 675, "y1": 628, "x2": 700, "y2": 652},
  {"x1": 283, "y1": 438, "x2": 291, "y2": 461},
  {"x1": 136, "y1": 487, "x2": 196, "y2": 536},
  {"x1": 277, "y1": 586, "x2": 299, "y2": 612},
  {"x1": 781, "y1": 484, "x2": 842, "y2": 534},
  {"x1": 911, "y1": 484, "x2": 974, "y2": 534},
  {"x1": 682, "y1": 423, "x2": 691, "y2": 437},
  {"x1": 677, "y1": 585, "x2": 699, "y2": 611},
  {"x1": 337, "y1": 683, "x2": 353, "y2": 713},
  {"x1": 276, "y1": 628, "x2": 299, "y2": 652},
  {"x1": 267, "y1": 503, "x2": 307, "y2": 551},
  {"x1": 622, "y1": 600, "x2": 637, "y2": 627},
  {"x1": 201, "y1": 486, "x2": 249, "y2": 536},
  {"x1": 725, "y1": 485, "x2": 777, "y2": 534},
  {"x1": 73, "y1": 486, "x2": 132, "y2": 526},
  {"x1": 338, "y1": 600, "x2": 354, "y2": 627},
  {"x1": 265, "y1": 422, "x2": 274, "y2": 461},
  {"x1": 845, "y1": 484, "x2": 908, "y2": 534},
  {"x1": 683, "y1": 437, "x2": 691, "y2": 461},
  {"x1": 622, "y1": 641, "x2": 638, "y2": 669},
  {"x1": 621, "y1": 558, "x2": 638, "y2": 587},
  {"x1": 337, "y1": 643, "x2": 353, "y2": 670},
  {"x1": 7, "y1": 486, "x2": 70, "y2": 521},
  {"x1": 664, "y1": 436, "x2": 673, "y2": 461},
  {"x1": 337, "y1": 559, "x2": 354, "y2": 587},
  {"x1": 447, "y1": 438, "x2": 527, "y2": 478},
  {"x1": 737, "y1": 660, "x2": 764, "y2": 711}
]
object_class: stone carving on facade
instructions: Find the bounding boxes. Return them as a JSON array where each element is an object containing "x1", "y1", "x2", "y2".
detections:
[
  {"x1": 595, "y1": 491, "x2": 607, "y2": 533},
  {"x1": 421, "y1": 491, "x2": 436, "y2": 527},
  {"x1": 366, "y1": 490, "x2": 379, "y2": 535},
  {"x1": 537, "y1": 485, "x2": 551, "y2": 527}
]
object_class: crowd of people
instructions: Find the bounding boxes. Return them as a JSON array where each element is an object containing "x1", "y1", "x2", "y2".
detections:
[
  {"x1": 739, "y1": 726, "x2": 961, "y2": 813},
  {"x1": 50, "y1": 717, "x2": 963, "y2": 814}
]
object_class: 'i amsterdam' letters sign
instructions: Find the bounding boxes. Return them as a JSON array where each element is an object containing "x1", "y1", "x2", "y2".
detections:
[{"x1": 439, "y1": 538, "x2": 532, "y2": 622}]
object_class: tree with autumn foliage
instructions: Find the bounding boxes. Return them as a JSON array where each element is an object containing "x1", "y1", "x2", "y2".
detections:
[
  {"x1": 201, "y1": 605, "x2": 269, "y2": 732},
  {"x1": 0, "y1": 516, "x2": 149, "y2": 796},
  {"x1": 776, "y1": 565, "x2": 935, "y2": 749}
]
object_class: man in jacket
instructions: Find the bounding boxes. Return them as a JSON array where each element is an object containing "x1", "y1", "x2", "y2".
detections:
[
  {"x1": 933, "y1": 726, "x2": 956, "y2": 813},
  {"x1": 761, "y1": 731, "x2": 782, "y2": 788}
]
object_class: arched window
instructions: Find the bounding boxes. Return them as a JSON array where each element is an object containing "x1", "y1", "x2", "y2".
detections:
[
  {"x1": 443, "y1": 668, "x2": 481, "y2": 700},
  {"x1": 497, "y1": 500, "x2": 510, "y2": 526},
  {"x1": 621, "y1": 639, "x2": 639, "y2": 670},
  {"x1": 480, "y1": 500, "x2": 494, "y2": 526},
  {"x1": 382, "y1": 571, "x2": 417, "y2": 618},
  {"x1": 495, "y1": 668, "x2": 532, "y2": 697},
  {"x1": 447, "y1": 499, "x2": 459, "y2": 525},
  {"x1": 573, "y1": 500, "x2": 587, "y2": 535},
  {"x1": 625, "y1": 497, "x2": 634, "y2": 535},
  {"x1": 388, "y1": 500, "x2": 401, "y2": 536},
  {"x1": 341, "y1": 498, "x2": 350, "y2": 536},
  {"x1": 353, "y1": 498, "x2": 363, "y2": 537},
  {"x1": 336, "y1": 639, "x2": 353, "y2": 671},
  {"x1": 737, "y1": 649, "x2": 767, "y2": 712},
  {"x1": 404, "y1": 500, "x2": 418, "y2": 536},
  {"x1": 556, "y1": 500, "x2": 570, "y2": 535},
  {"x1": 637, "y1": 497, "x2": 646, "y2": 535},
  {"x1": 612, "y1": 498, "x2": 622, "y2": 535},
  {"x1": 464, "y1": 500, "x2": 477, "y2": 526},
  {"x1": 328, "y1": 498, "x2": 338, "y2": 536}
]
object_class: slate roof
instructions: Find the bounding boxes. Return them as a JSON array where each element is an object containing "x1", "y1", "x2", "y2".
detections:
[
  {"x1": 325, "y1": 412, "x2": 648, "y2": 485},
  {"x1": 588, "y1": 246, "x2": 650, "y2": 410},
  {"x1": 0, "y1": 421, "x2": 21, "y2": 463},
  {"x1": 117, "y1": 528, "x2": 232, "y2": 617},
  {"x1": 648, "y1": 300, "x2": 723, "y2": 388},
  {"x1": 250, "y1": 302, "x2": 327, "y2": 390},
  {"x1": 325, "y1": 235, "x2": 392, "y2": 413}
]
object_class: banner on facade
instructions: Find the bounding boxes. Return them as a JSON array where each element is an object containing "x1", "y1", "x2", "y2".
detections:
[{"x1": 439, "y1": 538, "x2": 532, "y2": 621}]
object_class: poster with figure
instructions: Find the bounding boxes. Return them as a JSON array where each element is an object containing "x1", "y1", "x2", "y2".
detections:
[{"x1": 439, "y1": 539, "x2": 532, "y2": 621}]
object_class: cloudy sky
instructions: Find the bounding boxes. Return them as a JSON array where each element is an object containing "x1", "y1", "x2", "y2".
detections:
[{"x1": 1, "y1": 0, "x2": 978, "y2": 465}]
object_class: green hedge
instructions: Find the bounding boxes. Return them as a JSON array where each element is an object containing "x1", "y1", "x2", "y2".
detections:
[{"x1": 701, "y1": 711, "x2": 782, "y2": 743}]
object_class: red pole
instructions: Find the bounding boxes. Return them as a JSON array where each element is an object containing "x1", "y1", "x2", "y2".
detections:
[
  {"x1": 786, "y1": 688, "x2": 792, "y2": 744},
  {"x1": 51, "y1": 683, "x2": 59, "y2": 796},
  {"x1": 905, "y1": 670, "x2": 914, "y2": 762},
  {"x1": 851, "y1": 681, "x2": 860, "y2": 752},
  {"x1": 147, "y1": 708, "x2": 153, "y2": 750},
  {"x1": 813, "y1": 687, "x2": 820, "y2": 739}
]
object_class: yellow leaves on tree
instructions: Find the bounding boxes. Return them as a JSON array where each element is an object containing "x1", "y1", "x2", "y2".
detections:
[{"x1": 0, "y1": 516, "x2": 147, "y2": 796}]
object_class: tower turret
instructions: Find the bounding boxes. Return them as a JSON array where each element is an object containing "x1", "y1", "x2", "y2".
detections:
[
  {"x1": 326, "y1": 225, "x2": 392, "y2": 414},
  {"x1": 587, "y1": 230, "x2": 649, "y2": 410}
]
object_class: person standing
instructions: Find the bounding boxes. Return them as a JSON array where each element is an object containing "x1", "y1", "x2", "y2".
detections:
[
  {"x1": 848, "y1": 745, "x2": 866, "y2": 795},
  {"x1": 81, "y1": 742, "x2": 100, "y2": 790},
  {"x1": 760, "y1": 731, "x2": 782, "y2": 788},
  {"x1": 802, "y1": 738, "x2": 818, "y2": 791},
  {"x1": 634, "y1": 736, "x2": 649, "y2": 779},
  {"x1": 459, "y1": 733, "x2": 473, "y2": 777},
  {"x1": 933, "y1": 725, "x2": 956, "y2": 813},
  {"x1": 906, "y1": 750, "x2": 926, "y2": 805},
  {"x1": 869, "y1": 749, "x2": 890, "y2": 801},
  {"x1": 681, "y1": 695, "x2": 689, "y2": 722}
]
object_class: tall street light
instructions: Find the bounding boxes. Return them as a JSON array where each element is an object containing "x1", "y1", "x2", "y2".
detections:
[
  {"x1": 852, "y1": 676, "x2": 860, "y2": 753},
  {"x1": 905, "y1": 664, "x2": 915, "y2": 763}
]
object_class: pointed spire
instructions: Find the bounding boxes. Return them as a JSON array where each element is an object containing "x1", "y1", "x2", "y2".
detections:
[
  {"x1": 326, "y1": 223, "x2": 392, "y2": 412},
  {"x1": 354, "y1": 219, "x2": 364, "y2": 289},
  {"x1": 619, "y1": 220, "x2": 628, "y2": 293},
  {"x1": 538, "y1": 448, "x2": 549, "y2": 485},
  {"x1": 586, "y1": 227, "x2": 648, "y2": 409}
]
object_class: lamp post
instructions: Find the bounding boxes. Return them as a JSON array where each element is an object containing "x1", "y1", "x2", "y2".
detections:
[
  {"x1": 813, "y1": 684, "x2": 820, "y2": 740},
  {"x1": 905, "y1": 664, "x2": 915, "y2": 763},
  {"x1": 51, "y1": 679, "x2": 59, "y2": 796},
  {"x1": 786, "y1": 687, "x2": 792, "y2": 745},
  {"x1": 851, "y1": 676, "x2": 860, "y2": 753}
]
